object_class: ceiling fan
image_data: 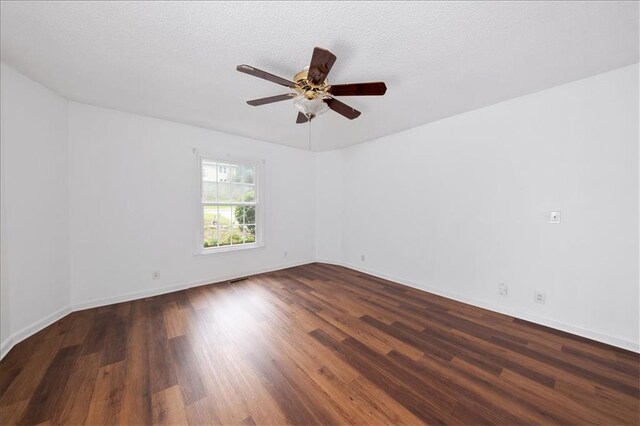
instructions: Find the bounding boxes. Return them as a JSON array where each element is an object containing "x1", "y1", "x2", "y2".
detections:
[{"x1": 237, "y1": 47, "x2": 387, "y2": 123}]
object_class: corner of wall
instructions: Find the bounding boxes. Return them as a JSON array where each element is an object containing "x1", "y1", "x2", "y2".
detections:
[
  {"x1": 0, "y1": 62, "x2": 12, "y2": 353},
  {"x1": 314, "y1": 149, "x2": 345, "y2": 264},
  {"x1": 0, "y1": 64, "x2": 72, "y2": 360}
]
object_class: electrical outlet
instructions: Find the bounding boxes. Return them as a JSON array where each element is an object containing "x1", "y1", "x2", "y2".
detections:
[
  {"x1": 498, "y1": 283, "x2": 508, "y2": 296},
  {"x1": 152, "y1": 271, "x2": 160, "y2": 280},
  {"x1": 549, "y1": 211, "x2": 561, "y2": 224},
  {"x1": 534, "y1": 291, "x2": 546, "y2": 304},
  {"x1": 283, "y1": 251, "x2": 288, "y2": 258},
  {"x1": 361, "y1": 254, "x2": 365, "y2": 262}
]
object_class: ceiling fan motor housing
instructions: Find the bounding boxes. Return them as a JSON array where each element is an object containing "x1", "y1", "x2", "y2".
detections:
[{"x1": 293, "y1": 69, "x2": 330, "y2": 100}]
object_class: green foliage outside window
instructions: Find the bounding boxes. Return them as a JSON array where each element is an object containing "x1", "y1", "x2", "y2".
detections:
[{"x1": 234, "y1": 191, "x2": 255, "y2": 235}]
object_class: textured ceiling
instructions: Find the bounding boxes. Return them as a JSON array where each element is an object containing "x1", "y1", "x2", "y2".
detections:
[{"x1": 1, "y1": 1, "x2": 638, "y2": 151}]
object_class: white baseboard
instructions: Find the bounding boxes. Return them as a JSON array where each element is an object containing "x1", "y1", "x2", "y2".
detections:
[
  {"x1": 72, "y1": 260, "x2": 314, "y2": 312},
  {"x1": 322, "y1": 260, "x2": 640, "y2": 353},
  {"x1": 1, "y1": 305, "x2": 72, "y2": 360},
  {"x1": 0, "y1": 260, "x2": 314, "y2": 360}
]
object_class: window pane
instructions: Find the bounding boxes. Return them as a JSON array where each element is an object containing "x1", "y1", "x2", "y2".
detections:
[
  {"x1": 229, "y1": 224, "x2": 243, "y2": 245},
  {"x1": 243, "y1": 186, "x2": 256, "y2": 203},
  {"x1": 202, "y1": 161, "x2": 218, "y2": 202},
  {"x1": 246, "y1": 205, "x2": 254, "y2": 225},
  {"x1": 245, "y1": 225, "x2": 256, "y2": 243},
  {"x1": 241, "y1": 165, "x2": 255, "y2": 184},
  {"x1": 203, "y1": 181, "x2": 217, "y2": 202},
  {"x1": 217, "y1": 181, "x2": 230, "y2": 202},
  {"x1": 219, "y1": 206, "x2": 233, "y2": 226},
  {"x1": 235, "y1": 204, "x2": 246, "y2": 225},
  {"x1": 216, "y1": 206, "x2": 233, "y2": 246},
  {"x1": 202, "y1": 161, "x2": 217, "y2": 179},
  {"x1": 230, "y1": 165, "x2": 242, "y2": 183},
  {"x1": 217, "y1": 163, "x2": 229, "y2": 182},
  {"x1": 203, "y1": 206, "x2": 219, "y2": 248},
  {"x1": 230, "y1": 183, "x2": 244, "y2": 202}
]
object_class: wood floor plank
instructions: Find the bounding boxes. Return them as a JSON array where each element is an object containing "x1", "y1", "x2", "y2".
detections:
[
  {"x1": 151, "y1": 385, "x2": 189, "y2": 425},
  {"x1": 347, "y1": 376, "x2": 425, "y2": 425},
  {"x1": 0, "y1": 400, "x2": 28, "y2": 425},
  {"x1": 81, "y1": 312, "x2": 110, "y2": 355},
  {"x1": 52, "y1": 352, "x2": 102, "y2": 425},
  {"x1": 19, "y1": 345, "x2": 80, "y2": 425},
  {"x1": 59, "y1": 310, "x2": 94, "y2": 349},
  {"x1": 168, "y1": 335, "x2": 207, "y2": 406},
  {"x1": 0, "y1": 335, "x2": 63, "y2": 408},
  {"x1": 84, "y1": 360, "x2": 126, "y2": 425},
  {"x1": 119, "y1": 299, "x2": 153, "y2": 425},
  {"x1": 184, "y1": 396, "x2": 224, "y2": 425},
  {"x1": 0, "y1": 366, "x2": 20, "y2": 398},
  {"x1": 0, "y1": 263, "x2": 637, "y2": 425},
  {"x1": 217, "y1": 347, "x2": 289, "y2": 426}
]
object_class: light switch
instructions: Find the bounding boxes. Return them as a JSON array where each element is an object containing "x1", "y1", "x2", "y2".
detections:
[{"x1": 549, "y1": 211, "x2": 561, "y2": 224}]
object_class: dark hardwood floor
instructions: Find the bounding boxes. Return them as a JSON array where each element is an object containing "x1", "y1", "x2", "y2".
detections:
[{"x1": 1, "y1": 263, "x2": 638, "y2": 425}]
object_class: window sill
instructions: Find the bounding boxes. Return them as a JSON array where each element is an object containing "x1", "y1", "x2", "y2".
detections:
[{"x1": 196, "y1": 242, "x2": 263, "y2": 256}]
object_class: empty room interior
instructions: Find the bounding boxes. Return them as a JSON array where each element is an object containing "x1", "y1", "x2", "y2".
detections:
[{"x1": 1, "y1": 1, "x2": 639, "y2": 425}]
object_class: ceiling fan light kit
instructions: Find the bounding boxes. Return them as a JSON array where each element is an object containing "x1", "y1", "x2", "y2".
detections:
[
  {"x1": 293, "y1": 94, "x2": 329, "y2": 119},
  {"x1": 237, "y1": 47, "x2": 387, "y2": 123}
]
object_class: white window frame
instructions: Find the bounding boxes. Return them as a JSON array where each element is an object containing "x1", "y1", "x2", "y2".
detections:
[{"x1": 195, "y1": 151, "x2": 265, "y2": 255}]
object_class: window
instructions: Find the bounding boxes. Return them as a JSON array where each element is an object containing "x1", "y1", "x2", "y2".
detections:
[{"x1": 199, "y1": 157, "x2": 261, "y2": 252}]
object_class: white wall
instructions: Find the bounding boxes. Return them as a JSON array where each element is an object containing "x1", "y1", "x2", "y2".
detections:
[
  {"x1": 68, "y1": 103, "x2": 316, "y2": 307},
  {"x1": 317, "y1": 64, "x2": 639, "y2": 350},
  {"x1": 0, "y1": 63, "x2": 70, "y2": 355}
]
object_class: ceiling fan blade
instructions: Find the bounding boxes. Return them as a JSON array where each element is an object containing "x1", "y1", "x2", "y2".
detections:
[
  {"x1": 247, "y1": 93, "x2": 295, "y2": 106},
  {"x1": 236, "y1": 64, "x2": 295, "y2": 88},
  {"x1": 296, "y1": 112, "x2": 309, "y2": 124},
  {"x1": 308, "y1": 47, "x2": 337, "y2": 85},
  {"x1": 328, "y1": 82, "x2": 387, "y2": 96},
  {"x1": 324, "y1": 98, "x2": 361, "y2": 120}
]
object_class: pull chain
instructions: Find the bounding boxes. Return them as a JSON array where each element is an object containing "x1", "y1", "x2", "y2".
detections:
[{"x1": 308, "y1": 116, "x2": 312, "y2": 151}]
